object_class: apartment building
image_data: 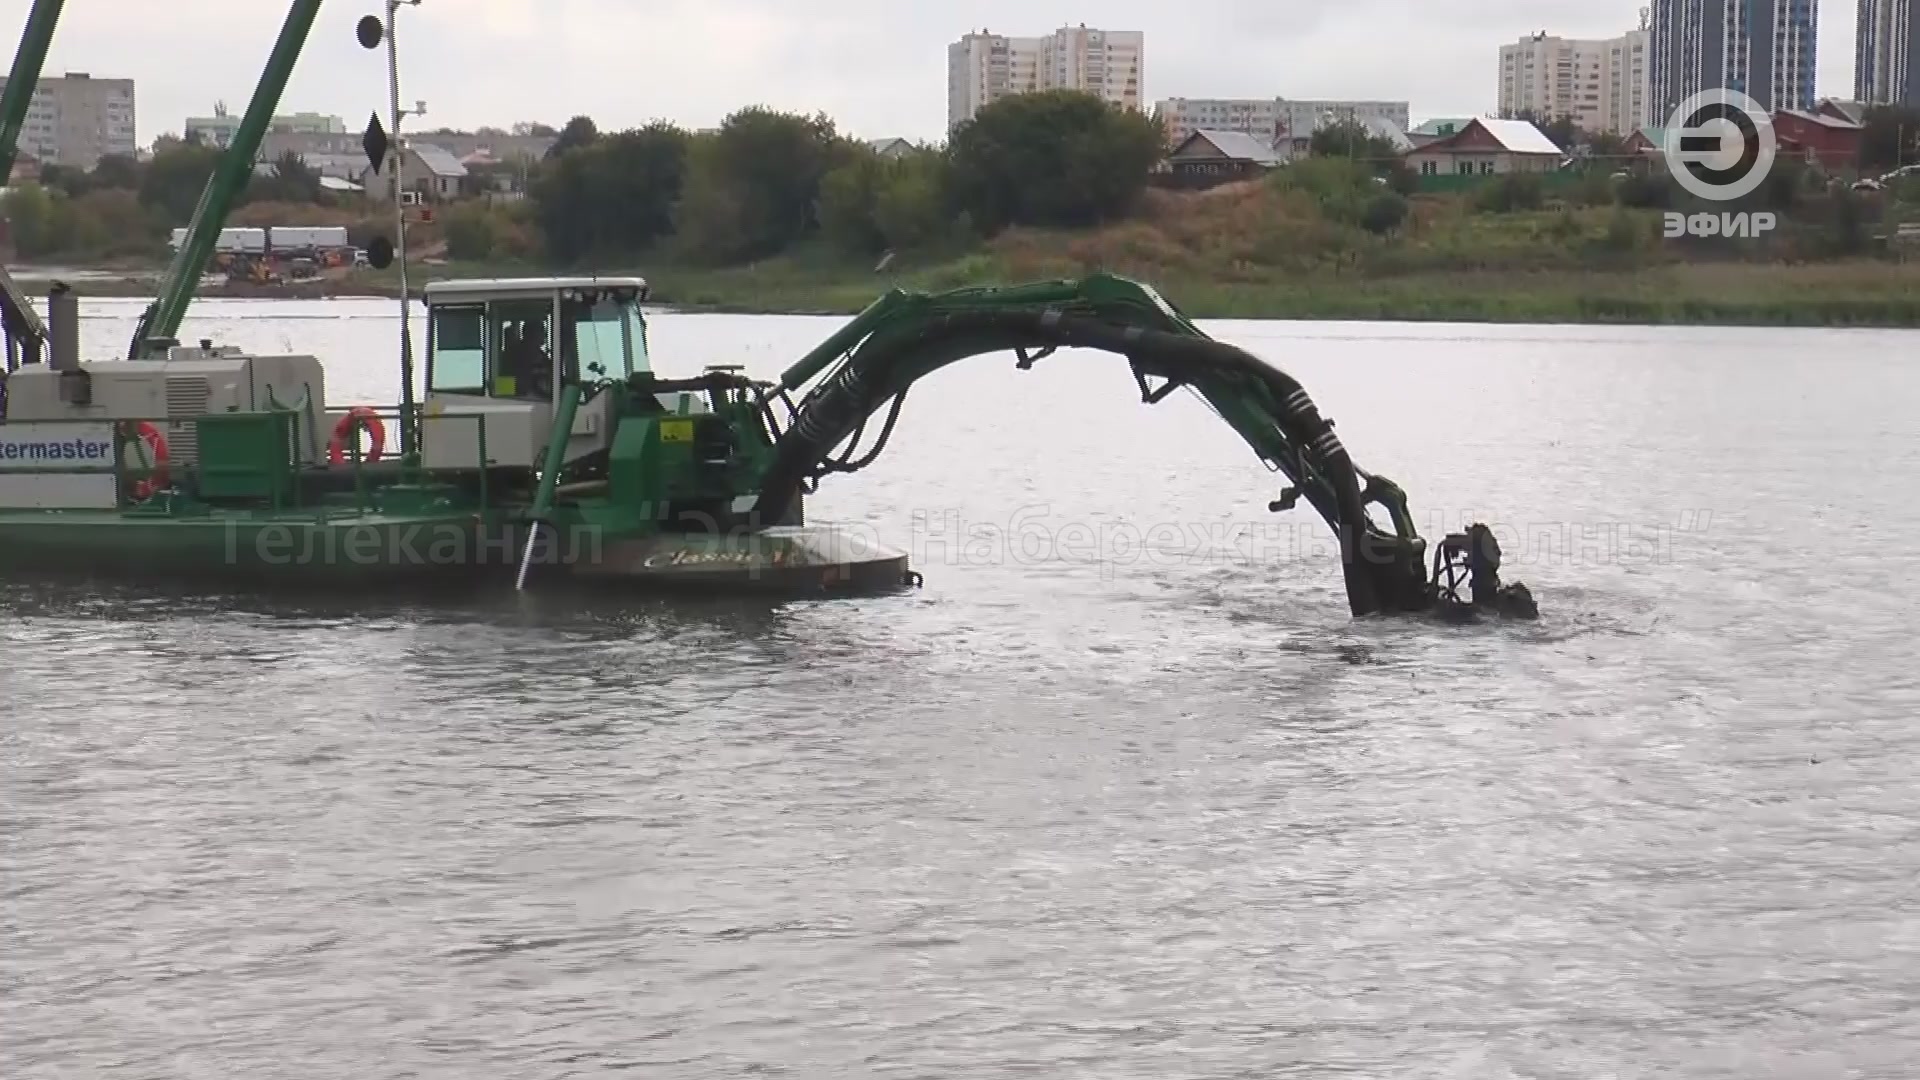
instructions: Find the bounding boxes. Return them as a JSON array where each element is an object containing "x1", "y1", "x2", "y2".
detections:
[
  {"x1": 1608, "y1": 26, "x2": 1654, "y2": 135},
  {"x1": 1856, "y1": 0, "x2": 1920, "y2": 106},
  {"x1": 184, "y1": 107, "x2": 346, "y2": 149},
  {"x1": 1153, "y1": 97, "x2": 1409, "y2": 148},
  {"x1": 946, "y1": 25, "x2": 1143, "y2": 131},
  {"x1": 0, "y1": 72, "x2": 136, "y2": 170},
  {"x1": 1649, "y1": 0, "x2": 1817, "y2": 119},
  {"x1": 1497, "y1": 25, "x2": 1650, "y2": 136}
]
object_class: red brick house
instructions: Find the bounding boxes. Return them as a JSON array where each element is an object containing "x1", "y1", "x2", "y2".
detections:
[{"x1": 1772, "y1": 109, "x2": 1863, "y2": 173}]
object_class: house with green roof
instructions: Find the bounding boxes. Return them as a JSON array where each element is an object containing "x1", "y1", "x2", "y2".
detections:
[{"x1": 1409, "y1": 118, "x2": 1475, "y2": 147}]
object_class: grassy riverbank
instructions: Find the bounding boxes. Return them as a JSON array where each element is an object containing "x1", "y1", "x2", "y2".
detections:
[
  {"x1": 17, "y1": 255, "x2": 1920, "y2": 326},
  {"x1": 14, "y1": 184, "x2": 1920, "y2": 326},
  {"x1": 636, "y1": 256, "x2": 1920, "y2": 326}
]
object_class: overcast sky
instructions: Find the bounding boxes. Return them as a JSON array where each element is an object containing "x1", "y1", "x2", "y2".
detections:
[{"x1": 33, "y1": 0, "x2": 1861, "y2": 146}]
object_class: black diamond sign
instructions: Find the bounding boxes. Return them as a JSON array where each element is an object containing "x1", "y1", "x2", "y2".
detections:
[{"x1": 363, "y1": 113, "x2": 390, "y2": 174}]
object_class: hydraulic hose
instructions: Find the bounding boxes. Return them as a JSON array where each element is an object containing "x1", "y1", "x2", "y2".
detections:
[{"x1": 750, "y1": 309, "x2": 1431, "y2": 616}]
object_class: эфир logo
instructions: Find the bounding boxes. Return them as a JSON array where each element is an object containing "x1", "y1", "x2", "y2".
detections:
[{"x1": 1660, "y1": 88, "x2": 1778, "y2": 238}]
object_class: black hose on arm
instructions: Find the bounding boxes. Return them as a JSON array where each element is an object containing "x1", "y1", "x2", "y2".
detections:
[{"x1": 751, "y1": 310, "x2": 1432, "y2": 616}]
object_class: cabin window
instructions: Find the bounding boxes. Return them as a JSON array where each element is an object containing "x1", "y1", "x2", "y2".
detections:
[
  {"x1": 428, "y1": 304, "x2": 487, "y2": 394},
  {"x1": 570, "y1": 299, "x2": 633, "y2": 381},
  {"x1": 488, "y1": 301, "x2": 556, "y2": 399}
]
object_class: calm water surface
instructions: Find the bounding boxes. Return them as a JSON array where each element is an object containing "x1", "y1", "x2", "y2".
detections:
[{"x1": 4, "y1": 298, "x2": 1918, "y2": 1078}]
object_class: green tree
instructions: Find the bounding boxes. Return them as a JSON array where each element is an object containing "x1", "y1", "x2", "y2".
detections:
[
  {"x1": 1585, "y1": 131, "x2": 1633, "y2": 159},
  {"x1": 873, "y1": 148, "x2": 954, "y2": 251},
  {"x1": 818, "y1": 153, "x2": 887, "y2": 254},
  {"x1": 36, "y1": 164, "x2": 90, "y2": 198},
  {"x1": 1475, "y1": 173, "x2": 1545, "y2": 213},
  {"x1": 70, "y1": 189, "x2": 162, "y2": 257},
  {"x1": 139, "y1": 141, "x2": 222, "y2": 223},
  {"x1": 1859, "y1": 105, "x2": 1920, "y2": 175},
  {"x1": 246, "y1": 150, "x2": 323, "y2": 204},
  {"x1": 89, "y1": 153, "x2": 143, "y2": 191},
  {"x1": 1615, "y1": 172, "x2": 1672, "y2": 209},
  {"x1": 670, "y1": 107, "x2": 855, "y2": 263},
  {"x1": 2, "y1": 183, "x2": 79, "y2": 258},
  {"x1": 1358, "y1": 192, "x2": 1409, "y2": 235},
  {"x1": 1267, "y1": 157, "x2": 1378, "y2": 224},
  {"x1": 442, "y1": 201, "x2": 498, "y2": 261},
  {"x1": 947, "y1": 90, "x2": 1164, "y2": 233},
  {"x1": 818, "y1": 146, "x2": 956, "y2": 256},
  {"x1": 1310, "y1": 120, "x2": 1399, "y2": 163},
  {"x1": 531, "y1": 121, "x2": 691, "y2": 263},
  {"x1": 545, "y1": 115, "x2": 600, "y2": 160}
]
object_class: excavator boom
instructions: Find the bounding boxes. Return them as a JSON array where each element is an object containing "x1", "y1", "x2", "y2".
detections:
[{"x1": 756, "y1": 274, "x2": 1534, "y2": 619}]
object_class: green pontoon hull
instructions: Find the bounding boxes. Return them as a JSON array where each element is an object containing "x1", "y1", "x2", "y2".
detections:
[{"x1": 0, "y1": 510, "x2": 914, "y2": 595}]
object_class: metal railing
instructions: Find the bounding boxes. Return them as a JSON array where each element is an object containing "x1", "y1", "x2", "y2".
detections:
[{"x1": 0, "y1": 406, "x2": 494, "y2": 515}]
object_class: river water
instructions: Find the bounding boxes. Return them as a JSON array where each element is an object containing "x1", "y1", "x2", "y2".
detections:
[{"x1": 4, "y1": 297, "x2": 1918, "y2": 1078}]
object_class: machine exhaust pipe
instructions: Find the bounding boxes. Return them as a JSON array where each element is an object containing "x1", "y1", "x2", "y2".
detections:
[{"x1": 46, "y1": 282, "x2": 78, "y2": 371}]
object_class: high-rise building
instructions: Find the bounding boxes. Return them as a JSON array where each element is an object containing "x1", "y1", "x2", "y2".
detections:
[
  {"x1": 1608, "y1": 25, "x2": 1654, "y2": 133},
  {"x1": 946, "y1": 25, "x2": 1143, "y2": 131},
  {"x1": 1857, "y1": 0, "x2": 1920, "y2": 106},
  {"x1": 0, "y1": 71, "x2": 136, "y2": 170},
  {"x1": 1497, "y1": 24, "x2": 1651, "y2": 135},
  {"x1": 1648, "y1": 0, "x2": 1817, "y2": 121}
]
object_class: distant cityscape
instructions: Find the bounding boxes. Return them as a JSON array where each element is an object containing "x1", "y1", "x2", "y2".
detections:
[{"x1": 1, "y1": 0, "x2": 1916, "y2": 180}]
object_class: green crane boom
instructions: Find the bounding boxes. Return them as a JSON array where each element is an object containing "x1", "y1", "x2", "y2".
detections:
[
  {"x1": 0, "y1": 0, "x2": 65, "y2": 183},
  {"x1": 126, "y1": 0, "x2": 322, "y2": 359},
  {"x1": 753, "y1": 273, "x2": 1523, "y2": 618}
]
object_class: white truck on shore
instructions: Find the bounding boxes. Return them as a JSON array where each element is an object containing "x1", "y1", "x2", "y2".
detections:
[{"x1": 169, "y1": 225, "x2": 350, "y2": 255}]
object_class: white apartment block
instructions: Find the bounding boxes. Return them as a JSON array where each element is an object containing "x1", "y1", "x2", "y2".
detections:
[
  {"x1": 1498, "y1": 26, "x2": 1651, "y2": 136},
  {"x1": 1152, "y1": 98, "x2": 1410, "y2": 147},
  {"x1": 184, "y1": 107, "x2": 346, "y2": 149},
  {"x1": 947, "y1": 24, "x2": 1144, "y2": 131},
  {"x1": 1607, "y1": 27, "x2": 1653, "y2": 134},
  {"x1": 0, "y1": 72, "x2": 136, "y2": 170}
]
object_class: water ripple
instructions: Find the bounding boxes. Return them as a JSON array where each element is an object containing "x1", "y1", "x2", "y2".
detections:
[{"x1": 5, "y1": 310, "x2": 1920, "y2": 1077}]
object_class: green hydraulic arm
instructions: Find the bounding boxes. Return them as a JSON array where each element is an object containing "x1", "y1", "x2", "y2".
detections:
[
  {"x1": 756, "y1": 273, "x2": 1535, "y2": 619},
  {"x1": 126, "y1": 0, "x2": 322, "y2": 359},
  {"x1": 1, "y1": 0, "x2": 64, "y2": 373},
  {"x1": 0, "y1": 0, "x2": 65, "y2": 183}
]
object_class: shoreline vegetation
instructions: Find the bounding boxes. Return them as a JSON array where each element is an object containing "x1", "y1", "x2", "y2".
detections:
[
  {"x1": 17, "y1": 252, "x2": 1920, "y2": 328},
  {"x1": 9, "y1": 92, "x2": 1920, "y2": 328}
]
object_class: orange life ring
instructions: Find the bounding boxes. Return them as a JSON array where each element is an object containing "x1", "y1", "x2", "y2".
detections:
[
  {"x1": 127, "y1": 421, "x2": 169, "y2": 501},
  {"x1": 327, "y1": 406, "x2": 387, "y2": 465}
]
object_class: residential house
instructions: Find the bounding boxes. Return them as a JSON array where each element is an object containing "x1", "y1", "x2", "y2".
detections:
[
  {"x1": 1623, "y1": 125, "x2": 1668, "y2": 160},
  {"x1": 259, "y1": 129, "x2": 555, "y2": 168},
  {"x1": 1815, "y1": 98, "x2": 1869, "y2": 126},
  {"x1": 1164, "y1": 129, "x2": 1283, "y2": 187},
  {"x1": 363, "y1": 142, "x2": 469, "y2": 203},
  {"x1": 1408, "y1": 117, "x2": 1474, "y2": 148},
  {"x1": 866, "y1": 137, "x2": 916, "y2": 159},
  {"x1": 1402, "y1": 118, "x2": 1563, "y2": 178},
  {"x1": 1773, "y1": 109, "x2": 1864, "y2": 173}
]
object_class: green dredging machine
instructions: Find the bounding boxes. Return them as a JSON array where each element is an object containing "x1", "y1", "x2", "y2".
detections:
[{"x1": 0, "y1": 0, "x2": 1536, "y2": 620}]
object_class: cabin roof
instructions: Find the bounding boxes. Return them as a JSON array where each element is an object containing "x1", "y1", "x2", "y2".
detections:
[{"x1": 423, "y1": 276, "x2": 650, "y2": 302}]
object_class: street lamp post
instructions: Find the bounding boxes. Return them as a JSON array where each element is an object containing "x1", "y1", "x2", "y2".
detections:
[{"x1": 386, "y1": 0, "x2": 425, "y2": 462}]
